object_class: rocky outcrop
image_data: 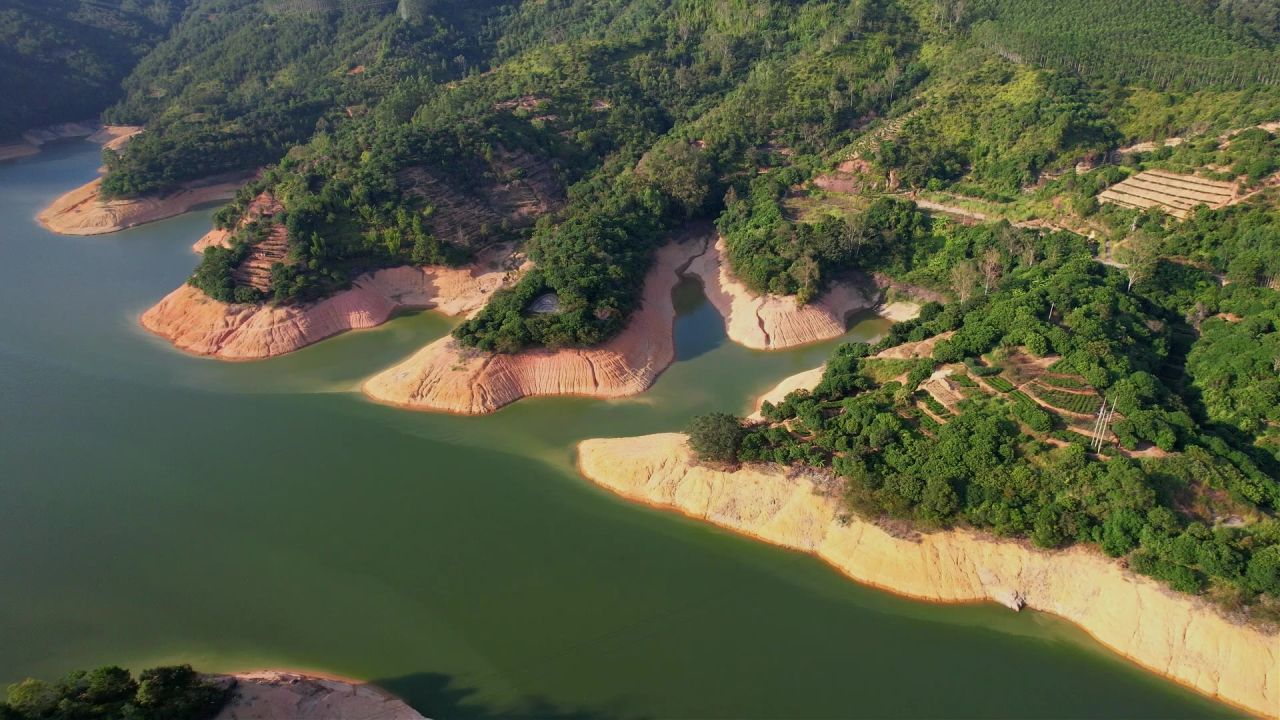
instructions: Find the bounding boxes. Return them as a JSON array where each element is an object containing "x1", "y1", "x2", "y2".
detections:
[
  {"x1": 38, "y1": 174, "x2": 248, "y2": 236},
  {"x1": 576, "y1": 433, "x2": 1279, "y2": 719},
  {"x1": 211, "y1": 671, "x2": 422, "y2": 720},
  {"x1": 142, "y1": 245, "x2": 520, "y2": 360},
  {"x1": 362, "y1": 239, "x2": 703, "y2": 414},
  {"x1": 684, "y1": 237, "x2": 877, "y2": 349}
]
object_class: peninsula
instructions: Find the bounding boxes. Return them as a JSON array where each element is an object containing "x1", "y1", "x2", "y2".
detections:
[{"x1": 577, "y1": 433, "x2": 1279, "y2": 718}]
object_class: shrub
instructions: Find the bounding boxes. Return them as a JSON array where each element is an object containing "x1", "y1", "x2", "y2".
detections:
[
  {"x1": 1012, "y1": 401, "x2": 1054, "y2": 432},
  {"x1": 687, "y1": 413, "x2": 746, "y2": 464}
]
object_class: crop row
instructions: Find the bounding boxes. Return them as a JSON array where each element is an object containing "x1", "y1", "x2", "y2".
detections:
[
  {"x1": 1008, "y1": 390, "x2": 1037, "y2": 408},
  {"x1": 916, "y1": 391, "x2": 952, "y2": 418},
  {"x1": 985, "y1": 376, "x2": 1015, "y2": 392},
  {"x1": 1031, "y1": 384, "x2": 1103, "y2": 414}
]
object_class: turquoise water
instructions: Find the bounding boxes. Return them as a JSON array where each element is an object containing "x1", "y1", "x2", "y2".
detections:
[{"x1": 0, "y1": 143, "x2": 1239, "y2": 718}]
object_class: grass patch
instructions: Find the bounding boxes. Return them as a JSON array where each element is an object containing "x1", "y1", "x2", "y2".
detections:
[{"x1": 1039, "y1": 374, "x2": 1091, "y2": 390}]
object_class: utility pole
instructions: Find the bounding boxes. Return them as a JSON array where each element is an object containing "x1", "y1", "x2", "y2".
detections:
[{"x1": 1091, "y1": 398, "x2": 1115, "y2": 452}]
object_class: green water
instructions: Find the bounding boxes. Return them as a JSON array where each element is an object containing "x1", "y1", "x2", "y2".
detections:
[{"x1": 0, "y1": 144, "x2": 1239, "y2": 718}]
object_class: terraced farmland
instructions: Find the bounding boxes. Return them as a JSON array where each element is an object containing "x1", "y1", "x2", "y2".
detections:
[
  {"x1": 231, "y1": 225, "x2": 290, "y2": 292},
  {"x1": 228, "y1": 192, "x2": 289, "y2": 293},
  {"x1": 985, "y1": 375, "x2": 1015, "y2": 392},
  {"x1": 1029, "y1": 384, "x2": 1104, "y2": 416},
  {"x1": 1098, "y1": 170, "x2": 1236, "y2": 219}
]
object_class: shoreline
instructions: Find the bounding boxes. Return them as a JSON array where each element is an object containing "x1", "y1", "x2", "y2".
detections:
[
  {"x1": 0, "y1": 121, "x2": 132, "y2": 164},
  {"x1": 31, "y1": 124, "x2": 249, "y2": 237},
  {"x1": 574, "y1": 433, "x2": 1279, "y2": 719},
  {"x1": 140, "y1": 244, "x2": 523, "y2": 361},
  {"x1": 143, "y1": 221, "x2": 909, "y2": 414},
  {"x1": 571, "y1": 457, "x2": 1270, "y2": 719},
  {"x1": 37, "y1": 173, "x2": 248, "y2": 236},
  {"x1": 684, "y1": 236, "x2": 882, "y2": 350},
  {"x1": 358, "y1": 236, "x2": 915, "y2": 414},
  {"x1": 211, "y1": 668, "x2": 423, "y2": 719},
  {"x1": 360, "y1": 236, "x2": 707, "y2": 414}
]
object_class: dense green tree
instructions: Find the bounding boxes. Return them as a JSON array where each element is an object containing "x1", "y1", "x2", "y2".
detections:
[
  {"x1": 1, "y1": 665, "x2": 225, "y2": 720},
  {"x1": 687, "y1": 412, "x2": 747, "y2": 464}
]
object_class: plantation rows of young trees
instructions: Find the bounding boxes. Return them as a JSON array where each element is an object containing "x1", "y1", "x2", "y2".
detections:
[{"x1": 967, "y1": 0, "x2": 1280, "y2": 91}]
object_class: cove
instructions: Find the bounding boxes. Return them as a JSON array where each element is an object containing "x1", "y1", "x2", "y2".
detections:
[{"x1": 0, "y1": 144, "x2": 1241, "y2": 718}]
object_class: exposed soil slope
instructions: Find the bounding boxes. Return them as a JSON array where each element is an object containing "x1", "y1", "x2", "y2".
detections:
[
  {"x1": 142, "y1": 244, "x2": 521, "y2": 360},
  {"x1": 685, "y1": 237, "x2": 877, "y2": 349},
  {"x1": 38, "y1": 174, "x2": 247, "y2": 236},
  {"x1": 159, "y1": 228, "x2": 898, "y2": 414},
  {"x1": 397, "y1": 147, "x2": 564, "y2": 248},
  {"x1": 362, "y1": 238, "x2": 704, "y2": 414}
]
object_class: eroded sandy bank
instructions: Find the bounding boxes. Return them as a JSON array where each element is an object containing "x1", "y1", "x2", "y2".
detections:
[
  {"x1": 0, "y1": 121, "x2": 129, "y2": 163},
  {"x1": 685, "y1": 237, "x2": 878, "y2": 349},
  {"x1": 157, "y1": 224, "x2": 903, "y2": 412},
  {"x1": 746, "y1": 299, "x2": 922, "y2": 418},
  {"x1": 576, "y1": 433, "x2": 1279, "y2": 719},
  {"x1": 142, "y1": 245, "x2": 520, "y2": 360},
  {"x1": 38, "y1": 174, "x2": 247, "y2": 236},
  {"x1": 362, "y1": 239, "x2": 704, "y2": 414},
  {"x1": 749, "y1": 365, "x2": 827, "y2": 419},
  {"x1": 87, "y1": 125, "x2": 144, "y2": 153},
  {"x1": 211, "y1": 670, "x2": 422, "y2": 719},
  {"x1": 192, "y1": 228, "x2": 233, "y2": 254},
  {"x1": 360, "y1": 235, "x2": 913, "y2": 414},
  {"x1": 0, "y1": 141, "x2": 40, "y2": 162}
]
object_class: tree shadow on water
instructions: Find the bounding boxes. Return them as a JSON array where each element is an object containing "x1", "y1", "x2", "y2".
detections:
[{"x1": 374, "y1": 672, "x2": 651, "y2": 720}]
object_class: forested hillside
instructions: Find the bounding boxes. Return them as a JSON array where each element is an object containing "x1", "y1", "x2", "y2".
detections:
[
  {"x1": 135, "y1": 0, "x2": 1280, "y2": 357},
  {"x1": 0, "y1": 0, "x2": 187, "y2": 139},
  {"x1": 98, "y1": 0, "x2": 511, "y2": 196}
]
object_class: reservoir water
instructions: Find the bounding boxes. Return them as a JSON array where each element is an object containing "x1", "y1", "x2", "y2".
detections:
[{"x1": 0, "y1": 143, "x2": 1239, "y2": 718}]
